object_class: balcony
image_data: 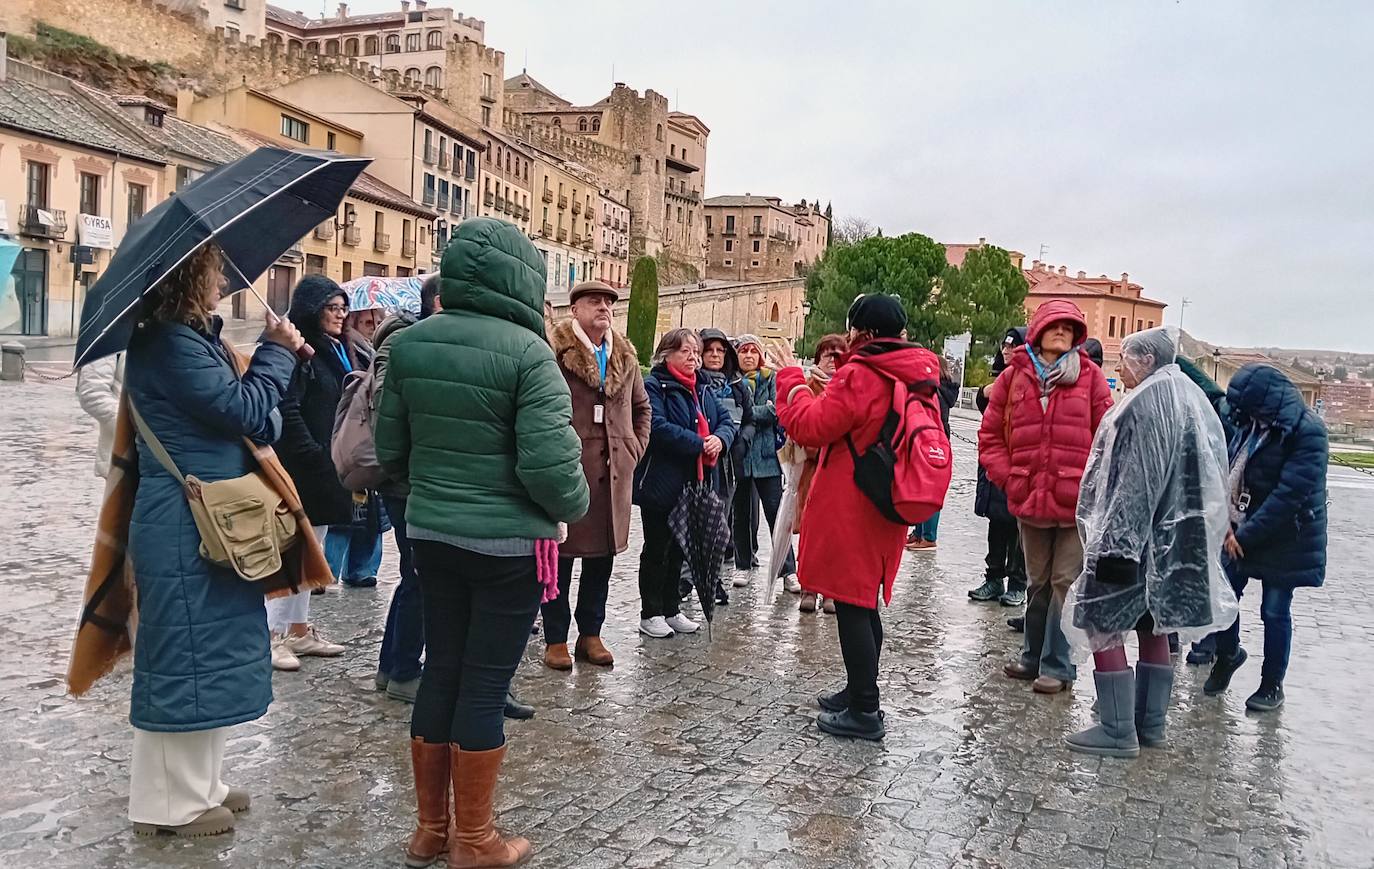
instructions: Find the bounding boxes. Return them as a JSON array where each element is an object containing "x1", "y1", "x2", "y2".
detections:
[
  {"x1": 571, "y1": 199, "x2": 581, "y2": 215},
  {"x1": 665, "y1": 153, "x2": 700, "y2": 174},
  {"x1": 423, "y1": 188, "x2": 436, "y2": 206},
  {"x1": 438, "y1": 151, "x2": 451, "y2": 171},
  {"x1": 494, "y1": 196, "x2": 505, "y2": 213},
  {"x1": 771, "y1": 230, "x2": 790, "y2": 242},
  {"x1": 342, "y1": 225, "x2": 361, "y2": 246},
  {"x1": 484, "y1": 191, "x2": 495, "y2": 207},
  {"x1": 602, "y1": 243, "x2": 613, "y2": 255},
  {"x1": 573, "y1": 233, "x2": 582, "y2": 246},
  {"x1": 749, "y1": 227, "x2": 764, "y2": 237},
  {"x1": 313, "y1": 223, "x2": 334, "y2": 240},
  {"x1": 437, "y1": 193, "x2": 450, "y2": 212},
  {"x1": 465, "y1": 164, "x2": 477, "y2": 182},
  {"x1": 402, "y1": 237, "x2": 416, "y2": 257},
  {"x1": 721, "y1": 228, "x2": 736, "y2": 237},
  {"x1": 581, "y1": 236, "x2": 592, "y2": 251},
  {"x1": 602, "y1": 214, "x2": 611, "y2": 227},
  {"x1": 374, "y1": 232, "x2": 391, "y2": 252},
  {"x1": 423, "y1": 145, "x2": 437, "y2": 165},
  {"x1": 541, "y1": 188, "x2": 554, "y2": 204},
  {"x1": 541, "y1": 222, "x2": 553, "y2": 238},
  {"x1": 614, "y1": 218, "x2": 624, "y2": 231},
  {"x1": 557, "y1": 227, "x2": 568, "y2": 243},
  {"x1": 450, "y1": 198, "x2": 462, "y2": 216},
  {"x1": 18, "y1": 205, "x2": 67, "y2": 239},
  {"x1": 504, "y1": 199, "x2": 514, "y2": 215},
  {"x1": 557, "y1": 194, "x2": 568, "y2": 209}
]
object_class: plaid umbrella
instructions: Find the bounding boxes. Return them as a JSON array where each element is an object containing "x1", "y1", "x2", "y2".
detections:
[{"x1": 669, "y1": 479, "x2": 732, "y2": 639}]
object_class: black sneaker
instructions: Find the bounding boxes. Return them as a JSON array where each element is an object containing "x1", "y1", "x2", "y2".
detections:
[
  {"x1": 1246, "y1": 682, "x2": 1284, "y2": 712},
  {"x1": 1007, "y1": 616, "x2": 1025, "y2": 633},
  {"x1": 1203, "y1": 648, "x2": 1248, "y2": 696},
  {"x1": 817, "y1": 708, "x2": 885, "y2": 741},
  {"x1": 968, "y1": 577, "x2": 1005, "y2": 602},
  {"x1": 999, "y1": 587, "x2": 1027, "y2": 607},
  {"x1": 1185, "y1": 647, "x2": 1215, "y2": 666},
  {"x1": 714, "y1": 588, "x2": 730, "y2": 606},
  {"x1": 817, "y1": 685, "x2": 850, "y2": 712}
]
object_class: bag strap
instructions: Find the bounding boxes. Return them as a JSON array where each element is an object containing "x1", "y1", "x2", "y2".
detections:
[{"x1": 128, "y1": 401, "x2": 187, "y2": 484}]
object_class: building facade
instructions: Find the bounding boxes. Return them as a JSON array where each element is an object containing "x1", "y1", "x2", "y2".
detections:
[
  {"x1": 1022, "y1": 261, "x2": 1168, "y2": 377},
  {"x1": 703, "y1": 195, "x2": 829, "y2": 282},
  {"x1": 598, "y1": 189, "x2": 629, "y2": 288},
  {"x1": 529, "y1": 149, "x2": 598, "y2": 302},
  {"x1": 476, "y1": 127, "x2": 532, "y2": 238}
]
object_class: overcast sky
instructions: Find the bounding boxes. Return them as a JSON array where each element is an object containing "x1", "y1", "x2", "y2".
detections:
[{"x1": 348, "y1": 0, "x2": 1373, "y2": 351}]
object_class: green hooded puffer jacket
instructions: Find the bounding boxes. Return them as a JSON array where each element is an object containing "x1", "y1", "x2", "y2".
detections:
[{"x1": 374, "y1": 218, "x2": 589, "y2": 539}]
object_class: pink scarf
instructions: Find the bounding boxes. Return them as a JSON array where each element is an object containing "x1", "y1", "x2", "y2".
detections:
[{"x1": 535, "y1": 539, "x2": 560, "y2": 604}]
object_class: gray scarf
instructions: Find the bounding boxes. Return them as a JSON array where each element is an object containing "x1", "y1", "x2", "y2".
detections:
[{"x1": 1030, "y1": 346, "x2": 1081, "y2": 409}]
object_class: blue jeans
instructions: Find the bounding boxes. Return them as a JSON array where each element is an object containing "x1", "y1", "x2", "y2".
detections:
[
  {"x1": 379, "y1": 496, "x2": 425, "y2": 683},
  {"x1": 325, "y1": 524, "x2": 383, "y2": 582},
  {"x1": 915, "y1": 511, "x2": 942, "y2": 543},
  {"x1": 1215, "y1": 576, "x2": 1294, "y2": 685}
]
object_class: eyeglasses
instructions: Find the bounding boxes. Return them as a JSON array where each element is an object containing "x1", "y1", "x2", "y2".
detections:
[
  {"x1": 821, "y1": 352, "x2": 843, "y2": 361},
  {"x1": 324, "y1": 304, "x2": 349, "y2": 314}
]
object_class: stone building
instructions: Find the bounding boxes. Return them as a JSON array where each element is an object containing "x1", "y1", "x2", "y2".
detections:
[
  {"x1": 1022, "y1": 261, "x2": 1168, "y2": 375},
  {"x1": 703, "y1": 195, "x2": 829, "y2": 282},
  {"x1": 266, "y1": 72, "x2": 483, "y2": 267},
  {"x1": 476, "y1": 126, "x2": 533, "y2": 237},
  {"x1": 199, "y1": 0, "x2": 268, "y2": 44},
  {"x1": 529, "y1": 147, "x2": 599, "y2": 302},
  {"x1": 598, "y1": 189, "x2": 630, "y2": 289}
]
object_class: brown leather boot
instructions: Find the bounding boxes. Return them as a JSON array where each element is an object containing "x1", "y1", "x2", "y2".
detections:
[
  {"x1": 406, "y1": 738, "x2": 450, "y2": 868},
  {"x1": 574, "y1": 635, "x2": 614, "y2": 667},
  {"x1": 448, "y1": 745, "x2": 531, "y2": 868},
  {"x1": 543, "y1": 643, "x2": 572, "y2": 671}
]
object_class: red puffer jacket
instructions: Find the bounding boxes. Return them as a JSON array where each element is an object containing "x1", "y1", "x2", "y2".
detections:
[
  {"x1": 978, "y1": 301, "x2": 1113, "y2": 527},
  {"x1": 778, "y1": 341, "x2": 943, "y2": 609}
]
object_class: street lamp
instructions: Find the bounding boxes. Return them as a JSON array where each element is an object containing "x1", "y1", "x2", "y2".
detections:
[
  {"x1": 332, "y1": 207, "x2": 357, "y2": 257},
  {"x1": 1212, "y1": 347, "x2": 1221, "y2": 380}
]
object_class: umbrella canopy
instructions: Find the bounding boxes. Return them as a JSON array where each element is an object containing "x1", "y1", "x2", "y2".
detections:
[
  {"x1": 341, "y1": 274, "x2": 425, "y2": 315},
  {"x1": 765, "y1": 454, "x2": 806, "y2": 599},
  {"x1": 669, "y1": 480, "x2": 732, "y2": 638},
  {"x1": 74, "y1": 147, "x2": 371, "y2": 368}
]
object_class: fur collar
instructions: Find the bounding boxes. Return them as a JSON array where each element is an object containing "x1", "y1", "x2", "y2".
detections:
[{"x1": 551, "y1": 319, "x2": 640, "y2": 397}]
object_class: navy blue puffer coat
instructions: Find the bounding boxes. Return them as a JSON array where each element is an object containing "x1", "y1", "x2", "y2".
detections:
[
  {"x1": 632, "y1": 365, "x2": 737, "y2": 514},
  {"x1": 125, "y1": 318, "x2": 296, "y2": 731},
  {"x1": 1225, "y1": 364, "x2": 1328, "y2": 589}
]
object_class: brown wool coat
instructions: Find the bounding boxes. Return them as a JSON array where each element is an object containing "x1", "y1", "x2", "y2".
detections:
[{"x1": 551, "y1": 320, "x2": 651, "y2": 558}]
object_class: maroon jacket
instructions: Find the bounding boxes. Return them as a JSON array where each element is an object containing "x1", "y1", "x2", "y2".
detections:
[{"x1": 978, "y1": 300, "x2": 1112, "y2": 527}]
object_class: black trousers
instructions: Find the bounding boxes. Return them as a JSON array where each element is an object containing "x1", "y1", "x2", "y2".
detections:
[
  {"x1": 410, "y1": 540, "x2": 541, "y2": 751},
  {"x1": 733, "y1": 474, "x2": 795, "y2": 574},
  {"x1": 541, "y1": 555, "x2": 613, "y2": 644},
  {"x1": 985, "y1": 518, "x2": 1027, "y2": 590},
  {"x1": 834, "y1": 602, "x2": 884, "y2": 713},
  {"x1": 638, "y1": 508, "x2": 684, "y2": 620}
]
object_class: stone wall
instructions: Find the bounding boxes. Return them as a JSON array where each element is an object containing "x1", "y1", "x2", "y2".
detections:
[
  {"x1": 443, "y1": 39, "x2": 503, "y2": 128},
  {"x1": 9, "y1": 0, "x2": 210, "y2": 68}
]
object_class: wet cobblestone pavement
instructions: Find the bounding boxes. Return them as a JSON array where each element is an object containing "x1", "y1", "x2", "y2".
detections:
[{"x1": 2, "y1": 377, "x2": 1373, "y2": 868}]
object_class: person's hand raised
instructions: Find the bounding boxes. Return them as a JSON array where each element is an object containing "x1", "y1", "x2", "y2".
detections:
[{"x1": 263, "y1": 310, "x2": 304, "y2": 352}]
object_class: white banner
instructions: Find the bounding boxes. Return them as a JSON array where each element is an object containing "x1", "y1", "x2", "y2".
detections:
[
  {"x1": 943, "y1": 332, "x2": 971, "y2": 391},
  {"x1": 0, "y1": 200, "x2": 8, "y2": 233},
  {"x1": 79, "y1": 213, "x2": 114, "y2": 249}
]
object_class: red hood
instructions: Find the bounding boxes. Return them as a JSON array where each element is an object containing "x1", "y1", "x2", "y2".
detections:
[
  {"x1": 845, "y1": 341, "x2": 942, "y2": 385},
  {"x1": 1028, "y1": 299, "x2": 1088, "y2": 347}
]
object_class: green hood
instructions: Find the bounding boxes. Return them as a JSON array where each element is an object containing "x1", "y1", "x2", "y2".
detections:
[{"x1": 440, "y1": 217, "x2": 548, "y2": 338}]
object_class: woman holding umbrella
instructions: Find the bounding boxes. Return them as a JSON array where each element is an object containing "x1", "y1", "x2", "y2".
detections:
[
  {"x1": 633, "y1": 328, "x2": 737, "y2": 638},
  {"x1": 122, "y1": 243, "x2": 306, "y2": 836}
]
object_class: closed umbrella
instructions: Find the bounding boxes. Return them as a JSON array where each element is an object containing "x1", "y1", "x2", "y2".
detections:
[
  {"x1": 668, "y1": 478, "x2": 732, "y2": 639},
  {"x1": 74, "y1": 146, "x2": 371, "y2": 368},
  {"x1": 765, "y1": 451, "x2": 806, "y2": 599}
]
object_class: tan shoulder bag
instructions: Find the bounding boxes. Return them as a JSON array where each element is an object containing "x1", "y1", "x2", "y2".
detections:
[{"x1": 130, "y1": 403, "x2": 298, "y2": 582}]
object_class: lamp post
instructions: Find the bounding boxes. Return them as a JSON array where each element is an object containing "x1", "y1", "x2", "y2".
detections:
[
  {"x1": 1212, "y1": 347, "x2": 1221, "y2": 380},
  {"x1": 333, "y1": 206, "x2": 357, "y2": 258}
]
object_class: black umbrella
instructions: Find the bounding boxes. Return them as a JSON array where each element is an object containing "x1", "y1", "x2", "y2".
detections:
[
  {"x1": 74, "y1": 147, "x2": 371, "y2": 368},
  {"x1": 669, "y1": 478, "x2": 732, "y2": 639}
]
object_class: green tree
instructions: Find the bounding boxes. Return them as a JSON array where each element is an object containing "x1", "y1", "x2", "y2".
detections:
[
  {"x1": 627, "y1": 256, "x2": 660, "y2": 367},
  {"x1": 938, "y1": 244, "x2": 1029, "y2": 368}
]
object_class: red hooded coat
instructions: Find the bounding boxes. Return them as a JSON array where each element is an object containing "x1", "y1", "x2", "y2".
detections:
[
  {"x1": 978, "y1": 300, "x2": 1113, "y2": 527},
  {"x1": 778, "y1": 342, "x2": 942, "y2": 609}
]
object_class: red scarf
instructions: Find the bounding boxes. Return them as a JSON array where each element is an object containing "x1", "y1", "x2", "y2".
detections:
[{"x1": 667, "y1": 362, "x2": 716, "y2": 476}]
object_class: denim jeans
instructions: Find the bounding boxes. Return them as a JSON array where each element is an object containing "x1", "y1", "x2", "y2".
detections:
[
  {"x1": 378, "y1": 496, "x2": 425, "y2": 683},
  {"x1": 1017, "y1": 523, "x2": 1080, "y2": 682},
  {"x1": 1215, "y1": 576, "x2": 1294, "y2": 685},
  {"x1": 733, "y1": 474, "x2": 795, "y2": 574},
  {"x1": 915, "y1": 510, "x2": 942, "y2": 543},
  {"x1": 542, "y1": 556, "x2": 613, "y2": 644},
  {"x1": 410, "y1": 540, "x2": 541, "y2": 751},
  {"x1": 325, "y1": 524, "x2": 383, "y2": 582}
]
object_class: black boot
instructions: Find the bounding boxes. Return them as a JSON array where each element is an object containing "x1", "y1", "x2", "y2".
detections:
[
  {"x1": 1007, "y1": 615, "x2": 1025, "y2": 633},
  {"x1": 1245, "y1": 681, "x2": 1284, "y2": 712},
  {"x1": 1203, "y1": 648, "x2": 1248, "y2": 696},
  {"x1": 817, "y1": 685, "x2": 850, "y2": 712},
  {"x1": 503, "y1": 692, "x2": 534, "y2": 720},
  {"x1": 817, "y1": 708, "x2": 885, "y2": 741}
]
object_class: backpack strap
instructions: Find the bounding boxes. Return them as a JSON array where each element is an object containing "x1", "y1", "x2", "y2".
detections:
[{"x1": 128, "y1": 401, "x2": 187, "y2": 484}]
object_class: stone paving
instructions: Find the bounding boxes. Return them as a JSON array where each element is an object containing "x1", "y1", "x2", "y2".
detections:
[{"x1": 2, "y1": 376, "x2": 1373, "y2": 868}]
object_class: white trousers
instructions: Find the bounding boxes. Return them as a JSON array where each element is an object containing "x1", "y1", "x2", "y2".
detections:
[
  {"x1": 128, "y1": 726, "x2": 230, "y2": 825},
  {"x1": 264, "y1": 525, "x2": 328, "y2": 633}
]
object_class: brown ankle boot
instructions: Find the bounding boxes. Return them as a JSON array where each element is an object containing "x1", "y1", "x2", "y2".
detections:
[
  {"x1": 406, "y1": 738, "x2": 450, "y2": 868},
  {"x1": 574, "y1": 635, "x2": 614, "y2": 667},
  {"x1": 543, "y1": 643, "x2": 572, "y2": 671},
  {"x1": 447, "y1": 745, "x2": 531, "y2": 868}
]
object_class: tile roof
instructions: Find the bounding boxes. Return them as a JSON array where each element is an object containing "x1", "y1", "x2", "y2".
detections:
[
  {"x1": 703, "y1": 195, "x2": 788, "y2": 209},
  {"x1": 0, "y1": 72, "x2": 165, "y2": 164},
  {"x1": 504, "y1": 72, "x2": 567, "y2": 104},
  {"x1": 1025, "y1": 272, "x2": 1168, "y2": 307},
  {"x1": 74, "y1": 83, "x2": 245, "y2": 166},
  {"x1": 266, "y1": 4, "x2": 406, "y2": 30}
]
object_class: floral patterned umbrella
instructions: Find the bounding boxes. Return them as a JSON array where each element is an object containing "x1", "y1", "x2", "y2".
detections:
[{"x1": 340, "y1": 274, "x2": 429, "y2": 315}]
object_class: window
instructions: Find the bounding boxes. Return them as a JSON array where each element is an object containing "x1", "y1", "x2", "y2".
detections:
[
  {"x1": 306, "y1": 40, "x2": 319, "y2": 54},
  {"x1": 677, "y1": 207, "x2": 683, "y2": 223},
  {"x1": 1108, "y1": 316, "x2": 1116, "y2": 338},
  {"x1": 724, "y1": 259, "x2": 733, "y2": 267},
  {"x1": 175, "y1": 165, "x2": 201, "y2": 190},
  {"x1": 405, "y1": 67, "x2": 421, "y2": 83},
  {"x1": 481, "y1": 73, "x2": 493, "y2": 99},
  {"x1": 705, "y1": 215, "x2": 712, "y2": 232},
  {"x1": 326, "y1": 131, "x2": 337, "y2": 151},
  {"x1": 305, "y1": 254, "x2": 326, "y2": 275},
  {"x1": 633, "y1": 155, "x2": 641, "y2": 174},
  {"x1": 481, "y1": 106, "x2": 491, "y2": 126},
  {"x1": 592, "y1": 117, "x2": 600, "y2": 132},
  {"x1": 654, "y1": 160, "x2": 659, "y2": 174},
  {"x1": 406, "y1": 32, "x2": 421, "y2": 52},
  {"x1": 364, "y1": 35, "x2": 379, "y2": 54},
  {"x1": 1136, "y1": 319, "x2": 1144, "y2": 332},
  {"x1": 753, "y1": 215, "x2": 762, "y2": 233},
  {"x1": 344, "y1": 37, "x2": 359, "y2": 56},
  {"x1": 385, "y1": 34, "x2": 400, "y2": 53},
  {"x1": 578, "y1": 116, "x2": 588, "y2": 132},
  {"x1": 79, "y1": 173, "x2": 100, "y2": 216},
  {"x1": 1147, "y1": 320, "x2": 1154, "y2": 329},
  {"x1": 670, "y1": 144, "x2": 676, "y2": 156},
  {"x1": 127, "y1": 183, "x2": 147, "y2": 224},
  {"x1": 427, "y1": 30, "x2": 443, "y2": 49},
  {"x1": 752, "y1": 239, "x2": 760, "y2": 253},
  {"x1": 751, "y1": 260, "x2": 760, "y2": 268},
  {"x1": 439, "y1": 136, "x2": 447, "y2": 158},
  {"x1": 552, "y1": 117, "x2": 561, "y2": 127},
  {"x1": 656, "y1": 124, "x2": 663, "y2": 141},
  {"x1": 342, "y1": 261, "x2": 353, "y2": 282},
  {"x1": 374, "y1": 212, "x2": 385, "y2": 236},
  {"x1": 281, "y1": 114, "x2": 309, "y2": 143},
  {"x1": 26, "y1": 161, "x2": 50, "y2": 208},
  {"x1": 725, "y1": 215, "x2": 735, "y2": 232},
  {"x1": 325, "y1": 39, "x2": 339, "y2": 56},
  {"x1": 425, "y1": 66, "x2": 442, "y2": 88}
]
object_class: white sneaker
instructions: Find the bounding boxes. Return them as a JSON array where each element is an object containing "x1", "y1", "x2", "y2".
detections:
[
  {"x1": 284, "y1": 627, "x2": 345, "y2": 657},
  {"x1": 784, "y1": 574, "x2": 802, "y2": 594},
  {"x1": 639, "y1": 617, "x2": 675, "y2": 639},
  {"x1": 732, "y1": 573, "x2": 751, "y2": 588},
  {"x1": 665, "y1": 613, "x2": 699, "y2": 634},
  {"x1": 271, "y1": 636, "x2": 301, "y2": 671}
]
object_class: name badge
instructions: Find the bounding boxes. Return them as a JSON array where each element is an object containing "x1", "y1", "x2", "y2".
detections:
[{"x1": 593, "y1": 404, "x2": 605, "y2": 424}]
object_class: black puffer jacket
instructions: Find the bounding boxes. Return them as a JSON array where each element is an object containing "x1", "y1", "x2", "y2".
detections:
[{"x1": 277, "y1": 275, "x2": 373, "y2": 526}]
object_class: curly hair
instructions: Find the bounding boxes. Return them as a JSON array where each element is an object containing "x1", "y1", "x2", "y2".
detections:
[{"x1": 148, "y1": 243, "x2": 224, "y2": 330}]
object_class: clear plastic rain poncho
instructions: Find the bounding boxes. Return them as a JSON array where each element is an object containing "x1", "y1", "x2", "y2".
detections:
[{"x1": 1063, "y1": 326, "x2": 1239, "y2": 658}]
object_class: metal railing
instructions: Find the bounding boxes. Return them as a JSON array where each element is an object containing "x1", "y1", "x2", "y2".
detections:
[
  {"x1": 313, "y1": 223, "x2": 334, "y2": 240},
  {"x1": 557, "y1": 194, "x2": 568, "y2": 209},
  {"x1": 542, "y1": 188, "x2": 554, "y2": 203},
  {"x1": 423, "y1": 145, "x2": 438, "y2": 164},
  {"x1": 571, "y1": 200, "x2": 581, "y2": 215},
  {"x1": 423, "y1": 189, "x2": 436, "y2": 206},
  {"x1": 18, "y1": 205, "x2": 67, "y2": 239},
  {"x1": 342, "y1": 225, "x2": 361, "y2": 246},
  {"x1": 401, "y1": 237, "x2": 416, "y2": 257},
  {"x1": 483, "y1": 191, "x2": 495, "y2": 207},
  {"x1": 373, "y1": 231, "x2": 391, "y2": 252},
  {"x1": 542, "y1": 222, "x2": 553, "y2": 237},
  {"x1": 438, "y1": 151, "x2": 450, "y2": 170}
]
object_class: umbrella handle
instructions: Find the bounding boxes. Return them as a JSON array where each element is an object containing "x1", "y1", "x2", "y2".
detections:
[{"x1": 246, "y1": 284, "x2": 314, "y2": 360}]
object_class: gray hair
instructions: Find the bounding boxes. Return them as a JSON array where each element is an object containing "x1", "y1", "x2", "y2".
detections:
[{"x1": 652, "y1": 328, "x2": 700, "y2": 365}]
